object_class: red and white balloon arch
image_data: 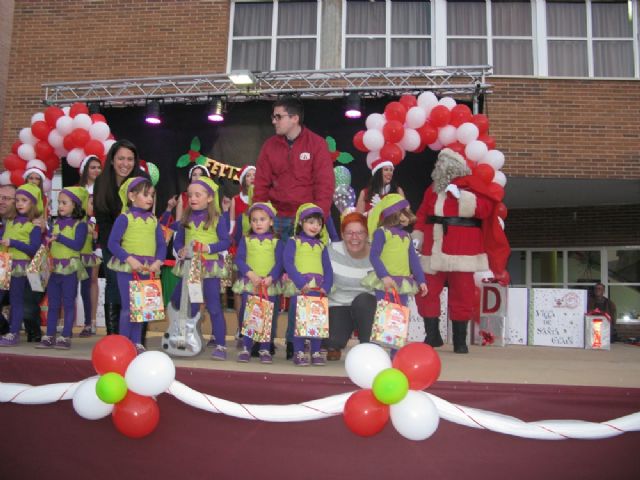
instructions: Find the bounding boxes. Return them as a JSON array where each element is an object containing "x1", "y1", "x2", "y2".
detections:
[{"x1": 1, "y1": 102, "x2": 115, "y2": 191}]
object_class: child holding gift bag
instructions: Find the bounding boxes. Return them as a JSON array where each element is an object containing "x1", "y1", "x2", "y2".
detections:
[
  {"x1": 232, "y1": 202, "x2": 283, "y2": 364},
  {"x1": 283, "y1": 203, "x2": 333, "y2": 366},
  {"x1": 36, "y1": 186, "x2": 89, "y2": 350},
  {"x1": 171, "y1": 176, "x2": 231, "y2": 360},
  {"x1": 107, "y1": 177, "x2": 166, "y2": 353},
  {"x1": 363, "y1": 194, "x2": 428, "y2": 355},
  {"x1": 0, "y1": 184, "x2": 43, "y2": 347}
]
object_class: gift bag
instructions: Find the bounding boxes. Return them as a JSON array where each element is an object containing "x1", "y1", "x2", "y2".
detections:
[
  {"x1": 187, "y1": 248, "x2": 204, "y2": 303},
  {"x1": 129, "y1": 272, "x2": 165, "y2": 323},
  {"x1": 294, "y1": 292, "x2": 329, "y2": 338},
  {"x1": 371, "y1": 290, "x2": 410, "y2": 349},
  {"x1": 241, "y1": 287, "x2": 274, "y2": 342},
  {"x1": 0, "y1": 251, "x2": 12, "y2": 291},
  {"x1": 26, "y1": 245, "x2": 51, "y2": 292},
  {"x1": 161, "y1": 225, "x2": 174, "y2": 244}
]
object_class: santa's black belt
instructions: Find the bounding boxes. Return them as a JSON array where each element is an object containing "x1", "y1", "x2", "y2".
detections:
[{"x1": 427, "y1": 216, "x2": 481, "y2": 235}]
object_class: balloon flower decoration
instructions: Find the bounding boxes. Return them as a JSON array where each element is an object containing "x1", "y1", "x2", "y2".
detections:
[
  {"x1": 343, "y1": 343, "x2": 442, "y2": 440},
  {"x1": 1, "y1": 102, "x2": 115, "y2": 191},
  {"x1": 72, "y1": 335, "x2": 175, "y2": 439},
  {"x1": 333, "y1": 165, "x2": 356, "y2": 214}
]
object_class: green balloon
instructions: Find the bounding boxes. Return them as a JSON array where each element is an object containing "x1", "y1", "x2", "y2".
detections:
[
  {"x1": 147, "y1": 162, "x2": 160, "y2": 186},
  {"x1": 333, "y1": 166, "x2": 351, "y2": 186},
  {"x1": 372, "y1": 368, "x2": 409, "y2": 405},
  {"x1": 95, "y1": 372, "x2": 128, "y2": 404}
]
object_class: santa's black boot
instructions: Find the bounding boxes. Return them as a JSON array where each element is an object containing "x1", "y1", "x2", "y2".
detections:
[
  {"x1": 452, "y1": 321, "x2": 469, "y2": 354},
  {"x1": 423, "y1": 317, "x2": 444, "y2": 347}
]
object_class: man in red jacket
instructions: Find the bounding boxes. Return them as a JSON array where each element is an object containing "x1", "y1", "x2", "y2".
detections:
[{"x1": 253, "y1": 96, "x2": 335, "y2": 358}]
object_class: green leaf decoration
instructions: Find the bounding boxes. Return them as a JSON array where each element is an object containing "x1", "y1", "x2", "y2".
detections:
[
  {"x1": 337, "y1": 152, "x2": 354, "y2": 164},
  {"x1": 326, "y1": 136, "x2": 337, "y2": 152},
  {"x1": 176, "y1": 153, "x2": 191, "y2": 168},
  {"x1": 190, "y1": 136, "x2": 201, "y2": 152},
  {"x1": 196, "y1": 155, "x2": 208, "y2": 166}
]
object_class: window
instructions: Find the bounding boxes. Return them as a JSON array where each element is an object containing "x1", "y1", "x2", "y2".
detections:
[
  {"x1": 546, "y1": 0, "x2": 635, "y2": 77},
  {"x1": 229, "y1": 1, "x2": 320, "y2": 72},
  {"x1": 344, "y1": 0, "x2": 432, "y2": 68},
  {"x1": 608, "y1": 248, "x2": 640, "y2": 319}
]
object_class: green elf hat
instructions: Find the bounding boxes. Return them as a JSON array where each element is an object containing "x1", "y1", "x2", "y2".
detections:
[
  {"x1": 15, "y1": 183, "x2": 43, "y2": 216},
  {"x1": 60, "y1": 186, "x2": 89, "y2": 212},
  {"x1": 191, "y1": 176, "x2": 219, "y2": 209},
  {"x1": 248, "y1": 201, "x2": 277, "y2": 220},
  {"x1": 295, "y1": 202, "x2": 329, "y2": 244},
  {"x1": 367, "y1": 193, "x2": 410, "y2": 240},
  {"x1": 118, "y1": 177, "x2": 150, "y2": 211}
]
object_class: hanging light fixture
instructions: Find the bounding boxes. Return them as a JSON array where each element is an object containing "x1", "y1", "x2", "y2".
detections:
[
  {"x1": 207, "y1": 98, "x2": 224, "y2": 122},
  {"x1": 144, "y1": 101, "x2": 161, "y2": 125},
  {"x1": 344, "y1": 92, "x2": 362, "y2": 119}
]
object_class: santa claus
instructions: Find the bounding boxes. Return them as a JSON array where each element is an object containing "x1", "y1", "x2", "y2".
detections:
[{"x1": 413, "y1": 148, "x2": 510, "y2": 354}]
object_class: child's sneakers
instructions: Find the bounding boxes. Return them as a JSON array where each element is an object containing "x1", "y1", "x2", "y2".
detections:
[
  {"x1": 211, "y1": 345, "x2": 227, "y2": 361},
  {"x1": 0, "y1": 332, "x2": 19, "y2": 347},
  {"x1": 35, "y1": 335, "x2": 55, "y2": 349},
  {"x1": 54, "y1": 336, "x2": 71, "y2": 350},
  {"x1": 207, "y1": 337, "x2": 217, "y2": 348},
  {"x1": 79, "y1": 326, "x2": 93, "y2": 338},
  {"x1": 311, "y1": 352, "x2": 326, "y2": 366},
  {"x1": 293, "y1": 351, "x2": 309, "y2": 367},
  {"x1": 258, "y1": 349, "x2": 273, "y2": 364},
  {"x1": 237, "y1": 348, "x2": 250, "y2": 363}
]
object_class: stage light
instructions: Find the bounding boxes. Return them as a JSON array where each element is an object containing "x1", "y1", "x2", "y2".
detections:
[
  {"x1": 344, "y1": 92, "x2": 362, "y2": 119},
  {"x1": 228, "y1": 70, "x2": 256, "y2": 86},
  {"x1": 207, "y1": 99, "x2": 224, "y2": 122},
  {"x1": 145, "y1": 101, "x2": 161, "y2": 125}
]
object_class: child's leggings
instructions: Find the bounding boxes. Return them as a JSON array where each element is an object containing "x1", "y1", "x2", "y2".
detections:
[
  {"x1": 46, "y1": 273, "x2": 78, "y2": 338},
  {"x1": 80, "y1": 276, "x2": 92, "y2": 327},
  {"x1": 0, "y1": 276, "x2": 28, "y2": 334}
]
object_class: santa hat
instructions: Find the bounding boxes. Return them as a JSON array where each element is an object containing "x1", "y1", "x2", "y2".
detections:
[
  {"x1": 371, "y1": 159, "x2": 394, "y2": 177},
  {"x1": 79, "y1": 155, "x2": 99, "y2": 175},
  {"x1": 23, "y1": 167, "x2": 47, "y2": 184},
  {"x1": 188, "y1": 164, "x2": 211, "y2": 180},
  {"x1": 238, "y1": 165, "x2": 256, "y2": 185}
]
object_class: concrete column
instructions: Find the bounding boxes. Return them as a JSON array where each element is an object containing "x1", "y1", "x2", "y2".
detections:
[{"x1": 320, "y1": 0, "x2": 342, "y2": 69}]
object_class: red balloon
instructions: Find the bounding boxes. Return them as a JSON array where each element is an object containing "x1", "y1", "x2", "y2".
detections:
[
  {"x1": 473, "y1": 164, "x2": 495, "y2": 184},
  {"x1": 384, "y1": 101, "x2": 407, "y2": 123},
  {"x1": 380, "y1": 142, "x2": 403, "y2": 165},
  {"x1": 112, "y1": 392, "x2": 160, "y2": 439},
  {"x1": 449, "y1": 104, "x2": 473, "y2": 127},
  {"x1": 392, "y1": 343, "x2": 442, "y2": 390},
  {"x1": 399, "y1": 94, "x2": 417, "y2": 110},
  {"x1": 429, "y1": 105, "x2": 451, "y2": 127},
  {"x1": 447, "y1": 141, "x2": 466, "y2": 155},
  {"x1": 11, "y1": 141, "x2": 22, "y2": 155},
  {"x1": 69, "y1": 102, "x2": 89, "y2": 118},
  {"x1": 478, "y1": 133, "x2": 496, "y2": 150},
  {"x1": 416, "y1": 123, "x2": 438, "y2": 146},
  {"x1": 34, "y1": 141, "x2": 54, "y2": 160},
  {"x1": 472, "y1": 114, "x2": 490, "y2": 135},
  {"x1": 487, "y1": 182, "x2": 505, "y2": 201},
  {"x1": 71, "y1": 128, "x2": 90, "y2": 148},
  {"x1": 496, "y1": 202, "x2": 508, "y2": 220},
  {"x1": 44, "y1": 106, "x2": 64, "y2": 128},
  {"x1": 343, "y1": 389, "x2": 389, "y2": 437},
  {"x1": 382, "y1": 120, "x2": 404, "y2": 144},
  {"x1": 91, "y1": 334, "x2": 137, "y2": 375},
  {"x1": 84, "y1": 139, "x2": 105, "y2": 157},
  {"x1": 10, "y1": 170, "x2": 25, "y2": 186},
  {"x1": 31, "y1": 121, "x2": 51, "y2": 141},
  {"x1": 90, "y1": 113, "x2": 107, "y2": 123},
  {"x1": 353, "y1": 130, "x2": 368, "y2": 153},
  {"x1": 3, "y1": 154, "x2": 25, "y2": 171},
  {"x1": 63, "y1": 134, "x2": 75, "y2": 152}
]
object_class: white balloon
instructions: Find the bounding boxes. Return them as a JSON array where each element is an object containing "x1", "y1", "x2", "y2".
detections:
[
  {"x1": 344, "y1": 343, "x2": 392, "y2": 389},
  {"x1": 88, "y1": 121, "x2": 110, "y2": 141},
  {"x1": 54, "y1": 146, "x2": 67, "y2": 158},
  {"x1": 438, "y1": 96, "x2": 457, "y2": 110},
  {"x1": 72, "y1": 377, "x2": 114, "y2": 420},
  {"x1": 66, "y1": 148, "x2": 85, "y2": 168},
  {"x1": 366, "y1": 150, "x2": 381, "y2": 168},
  {"x1": 465, "y1": 140, "x2": 489, "y2": 162},
  {"x1": 428, "y1": 140, "x2": 443, "y2": 151},
  {"x1": 47, "y1": 129, "x2": 64, "y2": 149},
  {"x1": 437, "y1": 125, "x2": 457, "y2": 146},
  {"x1": 103, "y1": 139, "x2": 117, "y2": 156},
  {"x1": 480, "y1": 150, "x2": 505, "y2": 171},
  {"x1": 72, "y1": 113, "x2": 92, "y2": 130},
  {"x1": 417, "y1": 91, "x2": 438, "y2": 115},
  {"x1": 17, "y1": 143, "x2": 36, "y2": 161},
  {"x1": 405, "y1": 106, "x2": 427, "y2": 129},
  {"x1": 19, "y1": 127, "x2": 37, "y2": 146},
  {"x1": 125, "y1": 351, "x2": 176, "y2": 397},
  {"x1": 390, "y1": 391, "x2": 440, "y2": 441},
  {"x1": 62, "y1": 106, "x2": 70, "y2": 115},
  {"x1": 43, "y1": 178, "x2": 52, "y2": 193},
  {"x1": 0, "y1": 171, "x2": 11, "y2": 186},
  {"x1": 456, "y1": 122, "x2": 479, "y2": 145},
  {"x1": 493, "y1": 170, "x2": 507, "y2": 187},
  {"x1": 365, "y1": 113, "x2": 386, "y2": 131},
  {"x1": 27, "y1": 159, "x2": 47, "y2": 171},
  {"x1": 399, "y1": 128, "x2": 421, "y2": 152},
  {"x1": 31, "y1": 112, "x2": 45, "y2": 124},
  {"x1": 362, "y1": 129, "x2": 385, "y2": 152},
  {"x1": 55, "y1": 115, "x2": 73, "y2": 136}
]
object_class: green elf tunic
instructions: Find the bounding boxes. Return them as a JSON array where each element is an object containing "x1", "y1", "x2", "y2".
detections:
[
  {"x1": 80, "y1": 219, "x2": 101, "y2": 268},
  {"x1": 232, "y1": 233, "x2": 283, "y2": 296},
  {"x1": 282, "y1": 233, "x2": 333, "y2": 297},
  {"x1": 2, "y1": 217, "x2": 41, "y2": 276},
  {"x1": 107, "y1": 209, "x2": 163, "y2": 273},
  {"x1": 50, "y1": 218, "x2": 89, "y2": 280}
]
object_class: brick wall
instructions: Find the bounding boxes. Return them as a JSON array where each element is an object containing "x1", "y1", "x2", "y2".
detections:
[{"x1": 0, "y1": 0, "x2": 15, "y2": 140}]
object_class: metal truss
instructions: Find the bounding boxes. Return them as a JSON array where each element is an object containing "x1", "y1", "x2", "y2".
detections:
[{"x1": 42, "y1": 66, "x2": 492, "y2": 106}]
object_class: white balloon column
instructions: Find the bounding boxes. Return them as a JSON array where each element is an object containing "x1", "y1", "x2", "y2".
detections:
[{"x1": 1, "y1": 102, "x2": 114, "y2": 191}]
